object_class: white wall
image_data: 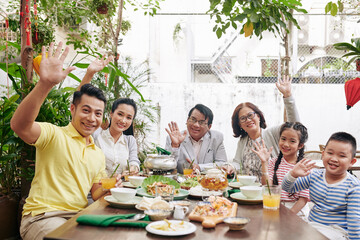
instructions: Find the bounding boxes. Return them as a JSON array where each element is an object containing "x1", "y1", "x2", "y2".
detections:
[{"x1": 139, "y1": 83, "x2": 360, "y2": 160}]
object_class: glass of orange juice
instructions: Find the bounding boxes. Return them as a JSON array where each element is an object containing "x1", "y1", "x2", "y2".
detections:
[
  {"x1": 262, "y1": 185, "x2": 281, "y2": 210},
  {"x1": 182, "y1": 162, "x2": 193, "y2": 175},
  {"x1": 101, "y1": 177, "x2": 116, "y2": 190}
]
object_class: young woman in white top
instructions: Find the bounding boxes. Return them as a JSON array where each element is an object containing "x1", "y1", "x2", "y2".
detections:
[
  {"x1": 80, "y1": 56, "x2": 140, "y2": 176},
  {"x1": 93, "y1": 98, "x2": 140, "y2": 176}
]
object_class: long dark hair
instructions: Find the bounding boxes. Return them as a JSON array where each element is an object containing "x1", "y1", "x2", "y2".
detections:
[
  {"x1": 109, "y1": 98, "x2": 137, "y2": 136},
  {"x1": 273, "y1": 122, "x2": 308, "y2": 185}
]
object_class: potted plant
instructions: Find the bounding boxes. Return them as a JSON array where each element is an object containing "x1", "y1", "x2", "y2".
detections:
[
  {"x1": 92, "y1": 0, "x2": 111, "y2": 14},
  {"x1": 0, "y1": 94, "x2": 22, "y2": 239},
  {"x1": 333, "y1": 38, "x2": 360, "y2": 71}
]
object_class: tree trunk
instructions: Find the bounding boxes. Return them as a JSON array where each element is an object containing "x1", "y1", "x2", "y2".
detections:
[
  {"x1": 20, "y1": 0, "x2": 34, "y2": 83},
  {"x1": 113, "y1": 0, "x2": 124, "y2": 98}
]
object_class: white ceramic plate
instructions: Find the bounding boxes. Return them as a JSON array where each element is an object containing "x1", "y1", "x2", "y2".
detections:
[
  {"x1": 104, "y1": 195, "x2": 142, "y2": 208},
  {"x1": 228, "y1": 182, "x2": 261, "y2": 189},
  {"x1": 230, "y1": 192, "x2": 263, "y2": 204},
  {"x1": 136, "y1": 188, "x2": 189, "y2": 200},
  {"x1": 122, "y1": 182, "x2": 138, "y2": 189},
  {"x1": 146, "y1": 220, "x2": 196, "y2": 236}
]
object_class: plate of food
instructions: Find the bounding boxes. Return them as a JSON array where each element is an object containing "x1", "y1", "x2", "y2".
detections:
[
  {"x1": 188, "y1": 185, "x2": 223, "y2": 198},
  {"x1": 138, "y1": 175, "x2": 189, "y2": 200},
  {"x1": 188, "y1": 196, "x2": 237, "y2": 228},
  {"x1": 228, "y1": 181, "x2": 261, "y2": 189},
  {"x1": 104, "y1": 195, "x2": 142, "y2": 208},
  {"x1": 136, "y1": 188, "x2": 189, "y2": 200},
  {"x1": 230, "y1": 192, "x2": 263, "y2": 204},
  {"x1": 146, "y1": 219, "x2": 196, "y2": 236}
]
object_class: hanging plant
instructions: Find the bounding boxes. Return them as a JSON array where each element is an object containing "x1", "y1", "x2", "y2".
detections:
[
  {"x1": 31, "y1": 21, "x2": 55, "y2": 49},
  {"x1": 91, "y1": 0, "x2": 112, "y2": 15}
]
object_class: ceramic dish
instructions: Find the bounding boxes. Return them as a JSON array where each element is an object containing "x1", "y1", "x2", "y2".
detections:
[
  {"x1": 228, "y1": 182, "x2": 261, "y2": 189},
  {"x1": 146, "y1": 220, "x2": 196, "y2": 236},
  {"x1": 223, "y1": 217, "x2": 250, "y2": 230},
  {"x1": 122, "y1": 182, "x2": 138, "y2": 189},
  {"x1": 144, "y1": 209, "x2": 172, "y2": 221},
  {"x1": 136, "y1": 188, "x2": 189, "y2": 200},
  {"x1": 104, "y1": 195, "x2": 142, "y2": 208},
  {"x1": 230, "y1": 192, "x2": 263, "y2": 204}
]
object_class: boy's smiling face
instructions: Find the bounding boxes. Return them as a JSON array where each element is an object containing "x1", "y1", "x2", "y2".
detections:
[{"x1": 322, "y1": 140, "x2": 357, "y2": 182}]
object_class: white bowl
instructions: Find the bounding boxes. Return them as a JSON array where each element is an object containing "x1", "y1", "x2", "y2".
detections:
[
  {"x1": 240, "y1": 186, "x2": 262, "y2": 199},
  {"x1": 237, "y1": 175, "x2": 257, "y2": 186},
  {"x1": 128, "y1": 176, "x2": 146, "y2": 187},
  {"x1": 110, "y1": 188, "x2": 137, "y2": 202}
]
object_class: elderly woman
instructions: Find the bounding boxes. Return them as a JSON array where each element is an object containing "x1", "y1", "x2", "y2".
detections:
[{"x1": 230, "y1": 77, "x2": 300, "y2": 180}]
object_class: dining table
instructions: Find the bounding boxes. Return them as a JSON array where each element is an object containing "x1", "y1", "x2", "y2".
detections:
[{"x1": 44, "y1": 192, "x2": 327, "y2": 240}]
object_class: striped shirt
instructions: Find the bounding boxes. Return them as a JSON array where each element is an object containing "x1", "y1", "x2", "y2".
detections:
[
  {"x1": 282, "y1": 169, "x2": 360, "y2": 240},
  {"x1": 268, "y1": 157, "x2": 309, "y2": 202}
]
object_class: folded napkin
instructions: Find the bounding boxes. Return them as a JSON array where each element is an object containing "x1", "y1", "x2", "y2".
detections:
[
  {"x1": 76, "y1": 214, "x2": 150, "y2": 228},
  {"x1": 227, "y1": 188, "x2": 240, "y2": 196}
]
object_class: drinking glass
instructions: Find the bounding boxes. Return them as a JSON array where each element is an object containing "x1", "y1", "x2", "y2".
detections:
[
  {"x1": 182, "y1": 162, "x2": 193, "y2": 175},
  {"x1": 101, "y1": 177, "x2": 116, "y2": 190},
  {"x1": 262, "y1": 185, "x2": 281, "y2": 210},
  {"x1": 155, "y1": 185, "x2": 175, "y2": 201}
]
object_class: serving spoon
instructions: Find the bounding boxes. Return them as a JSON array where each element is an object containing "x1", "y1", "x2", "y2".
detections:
[{"x1": 115, "y1": 213, "x2": 146, "y2": 222}]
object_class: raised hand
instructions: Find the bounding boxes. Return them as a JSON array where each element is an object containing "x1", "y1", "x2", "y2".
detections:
[
  {"x1": 87, "y1": 55, "x2": 114, "y2": 75},
  {"x1": 165, "y1": 121, "x2": 187, "y2": 148},
  {"x1": 39, "y1": 42, "x2": 75, "y2": 87},
  {"x1": 290, "y1": 159, "x2": 316, "y2": 178},
  {"x1": 276, "y1": 75, "x2": 292, "y2": 98},
  {"x1": 251, "y1": 139, "x2": 273, "y2": 163}
]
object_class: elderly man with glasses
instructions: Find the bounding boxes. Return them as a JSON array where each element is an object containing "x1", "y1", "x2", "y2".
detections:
[{"x1": 165, "y1": 104, "x2": 228, "y2": 173}]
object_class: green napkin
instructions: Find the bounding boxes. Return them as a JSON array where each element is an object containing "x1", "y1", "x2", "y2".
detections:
[
  {"x1": 156, "y1": 146, "x2": 171, "y2": 155},
  {"x1": 76, "y1": 214, "x2": 150, "y2": 228},
  {"x1": 227, "y1": 188, "x2": 240, "y2": 196}
]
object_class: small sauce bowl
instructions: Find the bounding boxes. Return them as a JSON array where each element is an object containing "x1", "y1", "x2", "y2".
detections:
[{"x1": 223, "y1": 217, "x2": 250, "y2": 230}]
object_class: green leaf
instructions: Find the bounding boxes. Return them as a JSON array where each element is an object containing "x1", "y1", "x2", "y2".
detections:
[
  {"x1": 338, "y1": 1, "x2": 344, "y2": 12},
  {"x1": 325, "y1": 2, "x2": 332, "y2": 14},
  {"x1": 141, "y1": 175, "x2": 180, "y2": 194},
  {"x1": 68, "y1": 73, "x2": 81, "y2": 83},
  {"x1": 216, "y1": 28, "x2": 223, "y2": 38},
  {"x1": 250, "y1": 13, "x2": 260, "y2": 23},
  {"x1": 73, "y1": 63, "x2": 90, "y2": 69},
  {"x1": 330, "y1": 3, "x2": 338, "y2": 16}
]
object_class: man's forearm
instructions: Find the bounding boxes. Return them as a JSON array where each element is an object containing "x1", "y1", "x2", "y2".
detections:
[
  {"x1": 11, "y1": 81, "x2": 54, "y2": 143},
  {"x1": 78, "y1": 70, "x2": 95, "y2": 91}
]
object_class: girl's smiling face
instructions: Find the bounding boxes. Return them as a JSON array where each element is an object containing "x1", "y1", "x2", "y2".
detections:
[{"x1": 279, "y1": 128, "x2": 303, "y2": 162}]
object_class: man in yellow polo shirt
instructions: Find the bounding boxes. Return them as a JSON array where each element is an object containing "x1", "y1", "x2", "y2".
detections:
[{"x1": 11, "y1": 42, "x2": 119, "y2": 240}]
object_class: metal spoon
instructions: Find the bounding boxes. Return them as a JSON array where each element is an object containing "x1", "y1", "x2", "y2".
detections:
[
  {"x1": 129, "y1": 213, "x2": 146, "y2": 221},
  {"x1": 115, "y1": 213, "x2": 146, "y2": 222}
]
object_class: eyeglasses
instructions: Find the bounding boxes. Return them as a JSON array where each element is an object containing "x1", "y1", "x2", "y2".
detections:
[
  {"x1": 187, "y1": 117, "x2": 208, "y2": 126},
  {"x1": 239, "y1": 112, "x2": 256, "y2": 123}
]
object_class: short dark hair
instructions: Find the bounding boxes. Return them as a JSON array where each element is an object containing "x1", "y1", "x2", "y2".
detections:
[
  {"x1": 110, "y1": 98, "x2": 137, "y2": 136},
  {"x1": 188, "y1": 104, "x2": 213, "y2": 125},
  {"x1": 326, "y1": 132, "x2": 357, "y2": 158},
  {"x1": 231, "y1": 102, "x2": 267, "y2": 138},
  {"x1": 73, "y1": 84, "x2": 107, "y2": 107}
]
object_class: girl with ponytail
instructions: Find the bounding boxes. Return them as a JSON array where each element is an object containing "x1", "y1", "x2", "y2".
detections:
[{"x1": 252, "y1": 122, "x2": 310, "y2": 218}]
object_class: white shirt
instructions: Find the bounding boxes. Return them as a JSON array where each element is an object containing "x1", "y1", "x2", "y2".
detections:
[
  {"x1": 189, "y1": 136, "x2": 204, "y2": 162},
  {"x1": 94, "y1": 128, "x2": 129, "y2": 176}
]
